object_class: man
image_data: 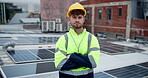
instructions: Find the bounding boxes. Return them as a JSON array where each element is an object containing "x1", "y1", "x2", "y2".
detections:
[{"x1": 55, "y1": 2, "x2": 100, "y2": 78}]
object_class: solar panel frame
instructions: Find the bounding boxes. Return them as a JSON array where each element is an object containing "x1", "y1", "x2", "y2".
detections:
[
  {"x1": 0, "y1": 67, "x2": 6, "y2": 78},
  {"x1": 94, "y1": 72, "x2": 114, "y2": 78},
  {"x1": 47, "y1": 48, "x2": 56, "y2": 53}
]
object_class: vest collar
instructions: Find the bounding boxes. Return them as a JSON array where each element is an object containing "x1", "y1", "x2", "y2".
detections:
[{"x1": 69, "y1": 28, "x2": 86, "y2": 36}]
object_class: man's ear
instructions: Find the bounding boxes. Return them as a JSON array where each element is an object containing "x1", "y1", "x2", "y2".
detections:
[
  {"x1": 83, "y1": 16, "x2": 86, "y2": 21},
  {"x1": 68, "y1": 17, "x2": 70, "y2": 21}
]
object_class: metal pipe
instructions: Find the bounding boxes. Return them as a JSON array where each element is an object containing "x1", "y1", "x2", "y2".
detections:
[{"x1": 3, "y1": 3, "x2": 6, "y2": 23}]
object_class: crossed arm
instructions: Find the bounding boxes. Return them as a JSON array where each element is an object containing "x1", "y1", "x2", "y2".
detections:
[{"x1": 60, "y1": 53, "x2": 92, "y2": 70}]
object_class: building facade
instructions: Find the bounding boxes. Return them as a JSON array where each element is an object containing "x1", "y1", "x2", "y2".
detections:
[
  {"x1": 81, "y1": 0, "x2": 148, "y2": 41},
  {"x1": 40, "y1": 0, "x2": 79, "y2": 32}
]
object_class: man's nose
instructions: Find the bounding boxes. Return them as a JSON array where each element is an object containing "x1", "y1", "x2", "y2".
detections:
[{"x1": 75, "y1": 18, "x2": 79, "y2": 21}]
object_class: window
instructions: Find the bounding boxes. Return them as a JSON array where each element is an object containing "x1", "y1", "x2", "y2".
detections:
[
  {"x1": 107, "y1": 8, "x2": 112, "y2": 20},
  {"x1": 98, "y1": 8, "x2": 102, "y2": 20},
  {"x1": 86, "y1": 9, "x2": 90, "y2": 20},
  {"x1": 118, "y1": 8, "x2": 122, "y2": 16}
]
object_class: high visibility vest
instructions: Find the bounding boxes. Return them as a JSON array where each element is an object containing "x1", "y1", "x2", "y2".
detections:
[{"x1": 54, "y1": 28, "x2": 100, "y2": 76}]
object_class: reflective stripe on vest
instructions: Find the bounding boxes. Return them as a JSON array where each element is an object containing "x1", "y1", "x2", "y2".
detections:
[
  {"x1": 87, "y1": 33, "x2": 92, "y2": 54},
  {"x1": 64, "y1": 33, "x2": 68, "y2": 50},
  {"x1": 60, "y1": 69, "x2": 93, "y2": 76},
  {"x1": 88, "y1": 47, "x2": 100, "y2": 54},
  {"x1": 57, "y1": 58, "x2": 68, "y2": 70}
]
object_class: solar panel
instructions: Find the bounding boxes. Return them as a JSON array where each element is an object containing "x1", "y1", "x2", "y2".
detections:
[
  {"x1": 105, "y1": 65, "x2": 148, "y2": 78},
  {"x1": 6, "y1": 49, "x2": 55, "y2": 63},
  {"x1": 0, "y1": 62, "x2": 57, "y2": 78},
  {"x1": 38, "y1": 37, "x2": 59, "y2": 44},
  {"x1": 0, "y1": 36, "x2": 60, "y2": 45},
  {"x1": 0, "y1": 37, "x2": 13, "y2": 45},
  {"x1": 100, "y1": 40, "x2": 145, "y2": 55},
  {"x1": 29, "y1": 49, "x2": 54, "y2": 60},
  {"x1": 7, "y1": 50, "x2": 40, "y2": 63},
  {"x1": 94, "y1": 72, "x2": 114, "y2": 78}
]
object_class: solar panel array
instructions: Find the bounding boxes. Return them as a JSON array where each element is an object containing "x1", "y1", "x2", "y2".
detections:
[
  {"x1": 0, "y1": 29, "x2": 41, "y2": 34},
  {"x1": 0, "y1": 28, "x2": 59, "y2": 45},
  {"x1": 100, "y1": 39, "x2": 145, "y2": 55},
  {"x1": 0, "y1": 37, "x2": 59, "y2": 45},
  {"x1": 1, "y1": 62, "x2": 147, "y2": 78},
  {"x1": 6, "y1": 49, "x2": 55, "y2": 63}
]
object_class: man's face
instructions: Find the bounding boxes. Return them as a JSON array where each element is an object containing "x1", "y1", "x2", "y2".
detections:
[{"x1": 69, "y1": 14, "x2": 85, "y2": 29}]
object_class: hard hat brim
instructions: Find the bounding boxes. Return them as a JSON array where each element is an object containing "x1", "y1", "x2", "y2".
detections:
[{"x1": 67, "y1": 9, "x2": 86, "y2": 17}]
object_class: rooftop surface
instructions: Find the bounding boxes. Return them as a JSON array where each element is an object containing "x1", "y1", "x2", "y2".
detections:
[{"x1": 0, "y1": 25, "x2": 148, "y2": 78}]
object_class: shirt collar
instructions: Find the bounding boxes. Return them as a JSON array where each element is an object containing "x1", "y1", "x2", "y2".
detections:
[{"x1": 69, "y1": 28, "x2": 86, "y2": 36}]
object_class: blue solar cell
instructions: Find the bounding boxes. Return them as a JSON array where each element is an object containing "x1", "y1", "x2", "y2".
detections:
[
  {"x1": 0, "y1": 37, "x2": 13, "y2": 45},
  {"x1": 16, "y1": 37, "x2": 35, "y2": 44},
  {"x1": 29, "y1": 49, "x2": 54, "y2": 59},
  {"x1": 0, "y1": 37, "x2": 12, "y2": 40},
  {"x1": 100, "y1": 40, "x2": 145, "y2": 54},
  {"x1": 38, "y1": 37, "x2": 59, "y2": 44},
  {"x1": 7, "y1": 50, "x2": 40, "y2": 63},
  {"x1": 0, "y1": 41, "x2": 10, "y2": 45},
  {"x1": 94, "y1": 72, "x2": 113, "y2": 78},
  {"x1": 105, "y1": 65, "x2": 148, "y2": 78}
]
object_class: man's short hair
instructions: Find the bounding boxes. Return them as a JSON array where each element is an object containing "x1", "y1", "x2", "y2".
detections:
[{"x1": 69, "y1": 9, "x2": 85, "y2": 16}]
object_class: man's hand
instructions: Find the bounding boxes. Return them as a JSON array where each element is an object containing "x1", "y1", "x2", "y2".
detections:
[{"x1": 66, "y1": 54, "x2": 71, "y2": 59}]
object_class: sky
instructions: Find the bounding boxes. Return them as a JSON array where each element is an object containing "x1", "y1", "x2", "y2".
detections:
[{"x1": 1, "y1": 0, "x2": 40, "y2": 4}]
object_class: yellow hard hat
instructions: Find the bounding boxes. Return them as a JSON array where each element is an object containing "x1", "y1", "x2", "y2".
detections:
[{"x1": 67, "y1": 2, "x2": 86, "y2": 17}]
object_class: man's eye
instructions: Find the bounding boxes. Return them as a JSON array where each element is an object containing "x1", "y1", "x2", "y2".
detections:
[
  {"x1": 73, "y1": 17, "x2": 76, "y2": 19},
  {"x1": 78, "y1": 17, "x2": 82, "y2": 19}
]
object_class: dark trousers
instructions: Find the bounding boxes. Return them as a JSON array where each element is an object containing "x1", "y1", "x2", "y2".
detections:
[{"x1": 59, "y1": 72, "x2": 94, "y2": 78}]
